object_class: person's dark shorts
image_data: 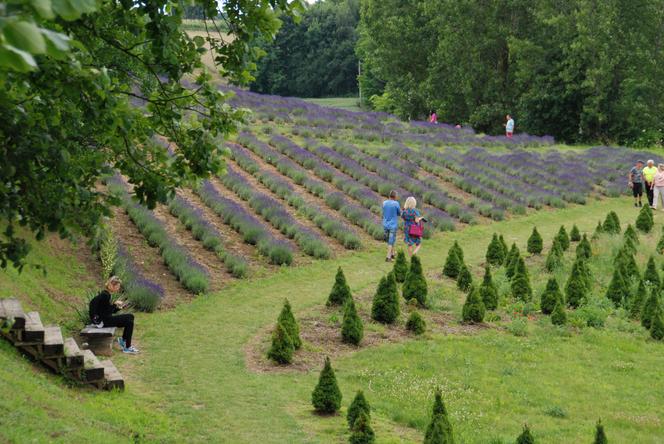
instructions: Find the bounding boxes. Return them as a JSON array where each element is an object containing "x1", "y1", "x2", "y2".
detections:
[{"x1": 633, "y1": 182, "x2": 643, "y2": 197}]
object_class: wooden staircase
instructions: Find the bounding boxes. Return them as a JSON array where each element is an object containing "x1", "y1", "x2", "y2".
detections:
[{"x1": 0, "y1": 298, "x2": 124, "y2": 391}]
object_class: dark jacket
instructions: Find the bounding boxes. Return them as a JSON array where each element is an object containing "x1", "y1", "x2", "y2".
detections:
[{"x1": 89, "y1": 290, "x2": 119, "y2": 324}]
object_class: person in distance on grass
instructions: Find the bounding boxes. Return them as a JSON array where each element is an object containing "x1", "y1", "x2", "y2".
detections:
[
  {"x1": 628, "y1": 159, "x2": 645, "y2": 207},
  {"x1": 429, "y1": 110, "x2": 438, "y2": 124},
  {"x1": 650, "y1": 163, "x2": 664, "y2": 211},
  {"x1": 383, "y1": 190, "x2": 401, "y2": 262},
  {"x1": 643, "y1": 159, "x2": 657, "y2": 207},
  {"x1": 89, "y1": 276, "x2": 139, "y2": 354},
  {"x1": 402, "y1": 196, "x2": 425, "y2": 256},
  {"x1": 505, "y1": 114, "x2": 515, "y2": 138}
]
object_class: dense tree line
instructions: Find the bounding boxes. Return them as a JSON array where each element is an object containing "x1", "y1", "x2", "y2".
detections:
[
  {"x1": 251, "y1": 0, "x2": 359, "y2": 98},
  {"x1": 358, "y1": 0, "x2": 664, "y2": 144}
]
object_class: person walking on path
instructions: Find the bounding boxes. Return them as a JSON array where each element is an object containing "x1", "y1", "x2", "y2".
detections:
[
  {"x1": 650, "y1": 164, "x2": 664, "y2": 211},
  {"x1": 628, "y1": 159, "x2": 645, "y2": 207},
  {"x1": 382, "y1": 190, "x2": 401, "y2": 262},
  {"x1": 643, "y1": 159, "x2": 657, "y2": 207},
  {"x1": 402, "y1": 196, "x2": 425, "y2": 256},
  {"x1": 89, "y1": 276, "x2": 140, "y2": 354},
  {"x1": 505, "y1": 115, "x2": 515, "y2": 138}
]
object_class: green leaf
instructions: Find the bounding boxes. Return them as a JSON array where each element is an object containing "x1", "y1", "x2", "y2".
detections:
[
  {"x1": 31, "y1": 0, "x2": 55, "y2": 19},
  {"x1": 41, "y1": 29, "x2": 70, "y2": 58},
  {"x1": 193, "y1": 35, "x2": 205, "y2": 48},
  {"x1": 3, "y1": 21, "x2": 47, "y2": 55},
  {"x1": 0, "y1": 45, "x2": 38, "y2": 72},
  {"x1": 67, "y1": 0, "x2": 97, "y2": 14},
  {"x1": 52, "y1": 0, "x2": 95, "y2": 20}
]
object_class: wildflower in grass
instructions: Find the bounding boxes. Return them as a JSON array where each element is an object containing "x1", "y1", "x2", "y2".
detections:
[
  {"x1": 311, "y1": 357, "x2": 342, "y2": 414},
  {"x1": 424, "y1": 389, "x2": 454, "y2": 444},
  {"x1": 479, "y1": 264, "x2": 499, "y2": 310},
  {"x1": 267, "y1": 321, "x2": 294, "y2": 364},
  {"x1": 278, "y1": 299, "x2": 301, "y2": 349},
  {"x1": 540, "y1": 277, "x2": 563, "y2": 315},
  {"x1": 593, "y1": 419, "x2": 608, "y2": 444},
  {"x1": 511, "y1": 257, "x2": 533, "y2": 302},
  {"x1": 371, "y1": 272, "x2": 400, "y2": 324},
  {"x1": 630, "y1": 279, "x2": 647, "y2": 320},
  {"x1": 392, "y1": 250, "x2": 408, "y2": 283},
  {"x1": 556, "y1": 225, "x2": 570, "y2": 251},
  {"x1": 403, "y1": 255, "x2": 428, "y2": 306},
  {"x1": 349, "y1": 411, "x2": 375, "y2": 444},
  {"x1": 551, "y1": 300, "x2": 567, "y2": 325},
  {"x1": 650, "y1": 308, "x2": 664, "y2": 340},
  {"x1": 341, "y1": 297, "x2": 363, "y2": 346},
  {"x1": 443, "y1": 245, "x2": 462, "y2": 279},
  {"x1": 545, "y1": 239, "x2": 564, "y2": 272},
  {"x1": 643, "y1": 256, "x2": 660, "y2": 287},
  {"x1": 462, "y1": 285, "x2": 485, "y2": 323},
  {"x1": 575, "y1": 234, "x2": 592, "y2": 260},
  {"x1": 406, "y1": 311, "x2": 426, "y2": 335},
  {"x1": 592, "y1": 221, "x2": 603, "y2": 240},
  {"x1": 527, "y1": 227, "x2": 543, "y2": 255},
  {"x1": 569, "y1": 224, "x2": 581, "y2": 242},
  {"x1": 456, "y1": 263, "x2": 473, "y2": 292},
  {"x1": 602, "y1": 211, "x2": 621, "y2": 234},
  {"x1": 347, "y1": 390, "x2": 371, "y2": 428},
  {"x1": 485, "y1": 233, "x2": 505, "y2": 266},
  {"x1": 505, "y1": 243, "x2": 521, "y2": 280},
  {"x1": 636, "y1": 204, "x2": 654, "y2": 233},
  {"x1": 516, "y1": 424, "x2": 535, "y2": 444},
  {"x1": 624, "y1": 224, "x2": 639, "y2": 244},
  {"x1": 499, "y1": 234, "x2": 509, "y2": 258},
  {"x1": 328, "y1": 267, "x2": 352, "y2": 306},
  {"x1": 642, "y1": 288, "x2": 660, "y2": 330}
]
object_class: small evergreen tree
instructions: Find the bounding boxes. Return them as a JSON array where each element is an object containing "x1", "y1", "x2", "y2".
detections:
[
  {"x1": 569, "y1": 224, "x2": 581, "y2": 242},
  {"x1": 451, "y1": 240, "x2": 464, "y2": 262},
  {"x1": 527, "y1": 227, "x2": 543, "y2": 255},
  {"x1": 565, "y1": 264, "x2": 588, "y2": 308},
  {"x1": 392, "y1": 250, "x2": 409, "y2": 283},
  {"x1": 371, "y1": 273, "x2": 400, "y2": 324},
  {"x1": 462, "y1": 285, "x2": 486, "y2": 323},
  {"x1": 545, "y1": 239, "x2": 564, "y2": 272},
  {"x1": 575, "y1": 234, "x2": 592, "y2": 260},
  {"x1": 456, "y1": 263, "x2": 473, "y2": 292},
  {"x1": 311, "y1": 357, "x2": 342, "y2": 414},
  {"x1": 278, "y1": 299, "x2": 301, "y2": 349},
  {"x1": 593, "y1": 419, "x2": 608, "y2": 444},
  {"x1": 623, "y1": 236, "x2": 637, "y2": 255},
  {"x1": 650, "y1": 308, "x2": 664, "y2": 340},
  {"x1": 505, "y1": 244, "x2": 521, "y2": 280},
  {"x1": 516, "y1": 425, "x2": 535, "y2": 444},
  {"x1": 556, "y1": 225, "x2": 570, "y2": 251},
  {"x1": 603, "y1": 211, "x2": 621, "y2": 234},
  {"x1": 499, "y1": 234, "x2": 509, "y2": 258},
  {"x1": 479, "y1": 264, "x2": 499, "y2": 310},
  {"x1": 406, "y1": 311, "x2": 426, "y2": 335},
  {"x1": 551, "y1": 300, "x2": 567, "y2": 325},
  {"x1": 644, "y1": 256, "x2": 660, "y2": 287},
  {"x1": 630, "y1": 278, "x2": 647, "y2": 319},
  {"x1": 615, "y1": 248, "x2": 640, "y2": 282},
  {"x1": 511, "y1": 257, "x2": 533, "y2": 302},
  {"x1": 540, "y1": 277, "x2": 563, "y2": 314},
  {"x1": 267, "y1": 321, "x2": 294, "y2": 364},
  {"x1": 642, "y1": 288, "x2": 660, "y2": 330},
  {"x1": 347, "y1": 390, "x2": 371, "y2": 428},
  {"x1": 328, "y1": 267, "x2": 352, "y2": 306},
  {"x1": 403, "y1": 255, "x2": 428, "y2": 306},
  {"x1": 636, "y1": 204, "x2": 654, "y2": 233},
  {"x1": 592, "y1": 221, "x2": 603, "y2": 240},
  {"x1": 657, "y1": 231, "x2": 664, "y2": 254},
  {"x1": 486, "y1": 233, "x2": 505, "y2": 266},
  {"x1": 341, "y1": 298, "x2": 364, "y2": 346},
  {"x1": 624, "y1": 223, "x2": 639, "y2": 244},
  {"x1": 443, "y1": 247, "x2": 462, "y2": 279},
  {"x1": 605, "y1": 268, "x2": 629, "y2": 307},
  {"x1": 424, "y1": 389, "x2": 454, "y2": 444},
  {"x1": 349, "y1": 411, "x2": 375, "y2": 444}
]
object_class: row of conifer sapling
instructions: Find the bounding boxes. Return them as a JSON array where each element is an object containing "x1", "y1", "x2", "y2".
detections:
[{"x1": 446, "y1": 207, "x2": 664, "y2": 341}]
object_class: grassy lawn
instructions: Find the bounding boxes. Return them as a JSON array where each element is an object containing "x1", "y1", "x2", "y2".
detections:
[
  {"x1": 2, "y1": 197, "x2": 664, "y2": 443},
  {"x1": 303, "y1": 97, "x2": 362, "y2": 112}
]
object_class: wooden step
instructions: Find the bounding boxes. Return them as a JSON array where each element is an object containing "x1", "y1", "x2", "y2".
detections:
[
  {"x1": 42, "y1": 326, "x2": 64, "y2": 357},
  {"x1": 63, "y1": 338, "x2": 84, "y2": 369},
  {"x1": 22, "y1": 312, "x2": 45, "y2": 343},
  {"x1": 100, "y1": 360, "x2": 125, "y2": 391},
  {"x1": 0, "y1": 299, "x2": 26, "y2": 330},
  {"x1": 82, "y1": 350, "x2": 105, "y2": 382}
]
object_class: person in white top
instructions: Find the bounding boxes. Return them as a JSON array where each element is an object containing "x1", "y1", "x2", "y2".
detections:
[
  {"x1": 650, "y1": 164, "x2": 664, "y2": 210},
  {"x1": 505, "y1": 115, "x2": 514, "y2": 137}
]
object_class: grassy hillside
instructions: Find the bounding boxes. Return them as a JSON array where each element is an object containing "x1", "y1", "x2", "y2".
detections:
[{"x1": 2, "y1": 197, "x2": 664, "y2": 443}]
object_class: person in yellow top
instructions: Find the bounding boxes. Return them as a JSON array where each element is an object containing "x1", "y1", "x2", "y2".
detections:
[{"x1": 643, "y1": 159, "x2": 658, "y2": 207}]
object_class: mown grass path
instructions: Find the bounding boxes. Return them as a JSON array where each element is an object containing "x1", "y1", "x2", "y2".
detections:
[{"x1": 2, "y1": 197, "x2": 664, "y2": 443}]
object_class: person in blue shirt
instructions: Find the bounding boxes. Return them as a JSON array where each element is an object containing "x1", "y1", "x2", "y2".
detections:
[{"x1": 382, "y1": 190, "x2": 401, "y2": 262}]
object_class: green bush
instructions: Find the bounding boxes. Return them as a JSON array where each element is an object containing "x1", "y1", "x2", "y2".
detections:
[
  {"x1": 516, "y1": 425, "x2": 535, "y2": 444},
  {"x1": 371, "y1": 272, "x2": 400, "y2": 324},
  {"x1": 486, "y1": 233, "x2": 505, "y2": 266},
  {"x1": 545, "y1": 239, "x2": 564, "y2": 272},
  {"x1": 540, "y1": 277, "x2": 563, "y2": 315},
  {"x1": 605, "y1": 268, "x2": 629, "y2": 308},
  {"x1": 443, "y1": 246, "x2": 462, "y2": 279},
  {"x1": 575, "y1": 299, "x2": 610, "y2": 328},
  {"x1": 341, "y1": 298, "x2": 364, "y2": 345},
  {"x1": 406, "y1": 311, "x2": 426, "y2": 335},
  {"x1": 592, "y1": 221, "x2": 603, "y2": 240},
  {"x1": 643, "y1": 256, "x2": 660, "y2": 287},
  {"x1": 278, "y1": 299, "x2": 301, "y2": 349},
  {"x1": 551, "y1": 300, "x2": 567, "y2": 325},
  {"x1": 575, "y1": 234, "x2": 592, "y2": 260},
  {"x1": 556, "y1": 225, "x2": 570, "y2": 251},
  {"x1": 328, "y1": 267, "x2": 352, "y2": 306},
  {"x1": 347, "y1": 390, "x2": 371, "y2": 428},
  {"x1": 451, "y1": 240, "x2": 464, "y2": 262},
  {"x1": 403, "y1": 255, "x2": 428, "y2": 306},
  {"x1": 479, "y1": 264, "x2": 499, "y2": 310},
  {"x1": 462, "y1": 285, "x2": 486, "y2": 323},
  {"x1": 505, "y1": 244, "x2": 521, "y2": 280},
  {"x1": 424, "y1": 389, "x2": 454, "y2": 444},
  {"x1": 392, "y1": 250, "x2": 409, "y2": 283},
  {"x1": 349, "y1": 411, "x2": 375, "y2": 444},
  {"x1": 565, "y1": 262, "x2": 588, "y2": 308},
  {"x1": 508, "y1": 318, "x2": 529, "y2": 337},
  {"x1": 630, "y1": 279, "x2": 647, "y2": 319},
  {"x1": 603, "y1": 211, "x2": 621, "y2": 234},
  {"x1": 569, "y1": 224, "x2": 581, "y2": 242},
  {"x1": 636, "y1": 204, "x2": 654, "y2": 233},
  {"x1": 511, "y1": 257, "x2": 533, "y2": 302},
  {"x1": 311, "y1": 357, "x2": 342, "y2": 414},
  {"x1": 624, "y1": 224, "x2": 639, "y2": 244},
  {"x1": 527, "y1": 227, "x2": 543, "y2": 255},
  {"x1": 456, "y1": 263, "x2": 473, "y2": 292},
  {"x1": 593, "y1": 419, "x2": 608, "y2": 444},
  {"x1": 267, "y1": 321, "x2": 294, "y2": 364},
  {"x1": 641, "y1": 288, "x2": 660, "y2": 330}
]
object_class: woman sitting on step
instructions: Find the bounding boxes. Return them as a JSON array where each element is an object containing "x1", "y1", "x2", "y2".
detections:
[{"x1": 89, "y1": 276, "x2": 139, "y2": 354}]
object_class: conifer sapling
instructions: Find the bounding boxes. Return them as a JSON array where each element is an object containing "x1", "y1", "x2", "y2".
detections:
[
  {"x1": 341, "y1": 297, "x2": 364, "y2": 346},
  {"x1": 499, "y1": 234, "x2": 509, "y2": 258},
  {"x1": 624, "y1": 223, "x2": 639, "y2": 244},
  {"x1": 278, "y1": 298, "x2": 301, "y2": 349},
  {"x1": 545, "y1": 239, "x2": 564, "y2": 272},
  {"x1": 371, "y1": 272, "x2": 400, "y2": 324},
  {"x1": 347, "y1": 390, "x2": 371, "y2": 428},
  {"x1": 406, "y1": 311, "x2": 426, "y2": 335},
  {"x1": 527, "y1": 227, "x2": 543, "y2": 255},
  {"x1": 630, "y1": 278, "x2": 647, "y2": 319},
  {"x1": 556, "y1": 225, "x2": 570, "y2": 251},
  {"x1": 511, "y1": 257, "x2": 533, "y2": 302},
  {"x1": 479, "y1": 264, "x2": 499, "y2": 310},
  {"x1": 650, "y1": 308, "x2": 664, "y2": 341},
  {"x1": 569, "y1": 224, "x2": 581, "y2": 242},
  {"x1": 267, "y1": 321, "x2": 294, "y2": 365},
  {"x1": 456, "y1": 263, "x2": 473, "y2": 292},
  {"x1": 505, "y1": 244, "x2": 521, "y2": 279},
  {"x1": 403, "y1": 255, "x2": 428, "y2": 306},
  {"x1": 592, "y1": 221, "x2": 603, "y2": 240},
  {"x1": 641, "y1": 288, "x2": 660, "y2": 330},
  {"x1": 392, "y1": 250, "x2": 409, "y2": 283},
  {"x1": 565, "y1": 261, "x2": 588, "y2": 308},
  {"x1": 349, "y1": 411, "x2": 375, "y2": 444},
  {"x1": 486, "y1": 233, "x2": 505, "y2": 266},
  {"x1": 575, "y1": 234, "x2": 592, "y2": 260},
  {"x1": 328, "y1": 267, "x2": 352, "y2": 306},
  {"x1": 603, "y1": 211, "x2": 621, "y2": 234},
  {"x1": 540, "y1": 277, "x2": 563, "y2": 315},
  {"x1": 551, "y1": 300, "x2": 567, "y2": 326},
  {"x1": 451, "y1": 240, "x2": 464, "y2": 262},
  {"x1": 311, "y1": 357, "x2": 342, "y2": 414},
  {"x1": 605, "y1": 267, "x2": 629, "y2": 307},
  {"x1": 593, "y1": 419, "x2": 608, "y2": 444},
  {"x1": 516, "y1": 424, "x2": 535, "y2": 444},
  {"x1": 462, "y1": 285, "x2": 486, "y2": 323},
  {"x1": 643, "y1": 256, "x2": 660, "y2": 288},
  {"x1": 443, "y1": 245, "x2": 462, "y2": 279},
  {"x1": 424, "y1": 389, "x2": 454, "y2": 444},
  {"x1": 636, "y1": 204, "x2": 654, "y2": 233}
]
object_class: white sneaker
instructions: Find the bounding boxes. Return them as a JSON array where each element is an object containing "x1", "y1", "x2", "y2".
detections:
[{"x1": 122, "y1": 346, "x2": 140, "y2": 354}]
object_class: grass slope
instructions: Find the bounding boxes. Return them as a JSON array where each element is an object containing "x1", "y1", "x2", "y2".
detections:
[{"x1": 2, "y1": 198, "x2": 664, "y2": 443}]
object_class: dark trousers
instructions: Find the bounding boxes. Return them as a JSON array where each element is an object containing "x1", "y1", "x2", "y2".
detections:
[
  {"x1": 646, "y1": 182, "x2": 654, "y2": 206},
  {"x1": 103, "y1": 314, "x2": 134, "y2": 347}
]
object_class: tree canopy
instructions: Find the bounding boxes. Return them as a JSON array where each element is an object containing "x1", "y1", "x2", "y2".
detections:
[{"x1": 0, "y1": 0, "x2": 304, "y2": 269}]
